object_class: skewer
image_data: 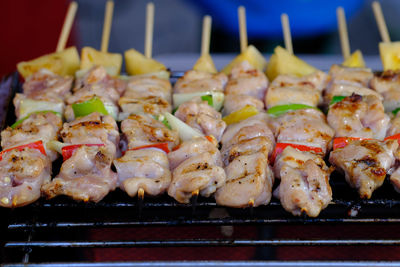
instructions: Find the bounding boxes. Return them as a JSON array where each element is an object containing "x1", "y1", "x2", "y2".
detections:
[
  {"x1": 201, "y1": 15, "x2": 212, "y2": 57},
  {"x1": 336, "y1": 7, "x2": 350, "y2": 61},
  {"x1": 137, "y1": 188, "x2": 145, "y2": 216},
  {"x1": 281, "y1": 13, "x2": 293, "y2": 55},
  {"x1": 372, "y1": 1, "x2": 390, "y2": 43},
  {"x1": 191, "y1": 189, "x2": 199, "y2": 214},
  {"x1": 56, "y1": 1, "x2": 78, "y2": 52},
  {"x1": 238, "y1": 6, "x2": 248, "y2": 53},
  {"x1": 101, "y1": 0, "x2": 114, "y2": 52},
  {"x1": 145, "y1": 2, "x2": 155, "y2": 58}
]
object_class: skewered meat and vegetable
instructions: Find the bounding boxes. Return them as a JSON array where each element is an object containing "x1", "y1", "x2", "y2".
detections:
[
  {"x1": 174, "y1": 70, "x2": 227, "y2": 94},
  {"x1": 0, "y1": 143, "x2": 50, "y2": 208},
  {"x1": 216, "y1": 113, "x2": 275, "y2": 207},
  {"x1": 370, "y1": 70, "x2": 400, "y2": 113},
  {"x1": 329, "y1": 139, "x2": 398, "y2": 198},
  {"x1": 273, "y1": 146, "x2": 332, "y2": 217},
  {"x1": 168, "y1": 136, "x2": 226, "y2": 203},
  {"x1": 327, "y1": 94, "x2": 390, "y2": 140},
  {"x1": 1, "y1": 112, "x2": 62, "y2": 161}
]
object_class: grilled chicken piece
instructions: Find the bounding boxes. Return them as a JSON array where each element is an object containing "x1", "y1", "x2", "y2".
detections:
[
  {"x1": 216, "y1": 113, "x2": 275, "y2": 208},
  {"x1": 75, "y1": 65, "x2": 126, "y2": 95},
  {"x1": 1, "y1": 112, "x2": 62, "y2": 161},
  {"x1": 119, "y1": 75, "x2": 172, "y2": 118},
  {"x1": 216, "y1": 151, "x2": 274, "y2": 208},
  {"x1": 329, "y1": 139, "x2": 398, "y2": 199},
  {"x1": 268, "y1": 108, "x2": 334, "y2": 154},
  {"x1": 225, "y1": 61, "x2": 268, "y2": 101},
  {"x1": 327, "y1": 94, "x2": 390, "y2": 140},
  {"x1": 175, "y1": 100, "x2": 226, "y2": 142},
  {"x1": 265, "y1": 70, "x2": 327, "y2": 108},
  {"x1": 22, "y1": 68, "x2": 73, "y2": 101},
  {"x1": 221, "y1": 113, "x2": 275, "y2": 164},
  {"x1": 120, "y1": 114, "x2": 179, "y2": 150},
  {"x1": 174, "y1": 70, "x2": 227, "y2": 94},
  {"x1": 168, "y1": 137, "x2": 226, "y2": 203},
  {"x1": 223, "y1": 94, "x2": 264, "y2": 115},
  {"x1": 273, "y1": 146, "x2": 332, "y2": 217},
  {"x1": 370, "y1": 70, "x2": 400, "y2": 113},
  {"x1": 60, "y1": 112, "x2": 119, "y2": 158},
  {"x1": 328, "y1": 64, "x2": 373, "y2": 87},
  {"x1": 387, "y1": 112, "x2": 400, "y2": 137},
  {"x1": 0, "y1": 147, "x2": 51, "y2": 208},
  {"x1": 113, "y1": 149, "x2": 171, "y2": 197},
  {"x1": 42, "y1": 145, "x2": 117, "y2": 202}
]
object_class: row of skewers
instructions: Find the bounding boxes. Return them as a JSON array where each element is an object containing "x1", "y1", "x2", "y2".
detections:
[{"x1": 2, "y1": 1, "x2": 400, "y2": 218}]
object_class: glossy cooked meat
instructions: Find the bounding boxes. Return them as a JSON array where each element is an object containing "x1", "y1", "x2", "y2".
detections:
[
  {"x1": 42, "y1": 145, "x2": 117, "y2": 202},
  {"x1": 329, "y1": 139, "x2": 398, "y2": 199},
  {"x1": 174, "y1": 100, "x2": 226, "y2": 142},
  {"x1": 174, "y1": 70, "x2": 227, "y2": 93},
  {"x1": 327, "y1": 94, "x2": 390, "y2": 140},
  {"x1": 273, "y1": 146, "x2": 332, "y2": 217},
  {"x1": 370, "y1": 70, "x2": 400, "y2": 112},
  {"x1": 22, "y1": 68, "x2": 72, "y2": 101},
  {"x1": 0, "y1": 147, "x2": 51, "y2": 208},
  {"x1": 265, "y1": 70, "x2": 327, "y2": 108},
  {"x1": 216, "y1": 113, "x2": 275, "y2": 208},
  {"x1": 268, "y1": 108, "x2": 334, "y2": 154},
  {"x1": 113, "y1": 149, "x2": 171, "y2": 197},
  {"x1": 60, "y1": 112, "x2": 119, "y2": 158},
  {"x1": 120, "y1": 114, "x2": 179, "y2": 150},
  {"x1": 223, "y1": 94, "x2": 265, "y2": 116},
  {"x1": 119, "y1": 75, "x2": 172, "y2": 118},
  {"x1": 1, "y1": 112, "x2": 62, "y2": 161},
  {"x1": 225, "y1": 61, "x2": 268, "y2": 101},
  {"x1": 221, "y1": 113, "x2": 275, "y2": 165},
  {"x1": 328, "y1": 64, "x2": 373, "y2": 87},
  {"x1": 168, "y1": 137, "x2": 226, "y2": 203},
  {"x1": 75, "y1": 65, "x2": 126, "y2": 95}
]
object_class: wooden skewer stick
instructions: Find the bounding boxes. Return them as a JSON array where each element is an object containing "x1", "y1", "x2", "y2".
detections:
[
  {"x1": 281, "y1": 13, "x2": 293, "y2": 55},
  {"x1": 201, "y1": 15, "x2": 212, "y2": 56},
  {"x1": 372, "y1": 1, "x2": 390, "y2": 43},
  {"x1": 145, "y1": 2, "x2": 155, "y2": 58},
  {"x1": 101, "y1": 0, "x2": 114, "y2": 53},
  {"x1": 337, "y1": 7, "x2": 351, "y2": 60},
  {"x1": 138, "y1": 188, "x2": 145, "y2": 200},
  {"x1": 248, "y1": 198, "x2": 255, "y2": 208},
  {"x1": 238, "y1": 6, "x2": 248, "y2": 53},
  {"x1": 56, "y1": 1, "x2": 78, "y2": 52}
]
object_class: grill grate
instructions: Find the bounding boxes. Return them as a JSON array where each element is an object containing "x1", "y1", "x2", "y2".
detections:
[{"x1": 2, "y1": 73, "x2": 400, "y2": 265}]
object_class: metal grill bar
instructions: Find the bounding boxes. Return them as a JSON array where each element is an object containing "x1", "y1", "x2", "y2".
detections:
[{"x1": 6, "y1": 239, "x2": 400, "y2": 248}]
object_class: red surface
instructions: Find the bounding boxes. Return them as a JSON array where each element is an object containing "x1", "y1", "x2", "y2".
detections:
[{"x1": 0, "y1": 0, "x2": 78, "y2": 77}]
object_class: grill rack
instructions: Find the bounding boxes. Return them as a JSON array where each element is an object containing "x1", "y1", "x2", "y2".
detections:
[{"x1": 2, "y1": 73, "x2": 400, "y2": 265}]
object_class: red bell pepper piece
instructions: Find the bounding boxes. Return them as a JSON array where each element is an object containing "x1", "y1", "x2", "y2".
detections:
[
  {"x1": 129, "y1": 143, "x2": 170, "y2": 154},
  {"x1": 384, "y1": 133, "x2": 400, "y2": 144},
  {"x1": 0, "y1": 140, "x2": 46, "y2": 160},
  {"x1": 62, "y1": 144, "x2": 104, "y2": 161},
  {"x1": 270, "y1": 142, "x2": 323, "y2": 164},
  {"x1": 333, "y1": 137, "x2": 372, "y2": 150}
]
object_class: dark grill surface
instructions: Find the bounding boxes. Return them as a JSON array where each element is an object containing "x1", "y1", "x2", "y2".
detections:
[{"x1": 2, "y1": 73, "x2": 400, "y2": 266}]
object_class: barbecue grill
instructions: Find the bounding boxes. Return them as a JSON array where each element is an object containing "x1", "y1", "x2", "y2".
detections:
[{"x1": 2, "y1": 72, "x2": 400, "y2": 266}]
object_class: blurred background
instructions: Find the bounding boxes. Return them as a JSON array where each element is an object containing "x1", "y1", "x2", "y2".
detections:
[{"x1": 1, "y1": 0, "x2": 400, "y2": 76}]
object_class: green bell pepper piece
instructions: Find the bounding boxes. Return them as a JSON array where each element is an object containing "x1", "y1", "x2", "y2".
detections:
[
  {"x1": 330, "y1": 96, "x2": 346, "y2": 106},
  {"x1": 201, "y1": 94, "x2": 213, "y2": 107},
  {"x1": 72, "y1": 97, "x2": 109, "y2": 118},
  {"x1": 267, "y1": 104, "x2": 317, "y2": 117}
]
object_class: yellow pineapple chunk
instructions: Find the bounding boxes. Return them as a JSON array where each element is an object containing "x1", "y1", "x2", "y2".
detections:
[
  {"x1": 342, "y1": 50, "x2": 365, "y2": 68},
  {"x1": 265, "y1": 46, "x2": 317, "y2": 81},
  {"x1": 17, "y1": 47, "x2": 80, "y2": 78},
  {"x1": 193, "y1": 54, "x2": 217, "y2": 73},
  {"x1": 379, "y1": 41, "x2": 400, "y2": 71},
  {"x1": 80, "y1": 47, "x2": 122, "y2": 76},
  {"x1": 221, "y1": 45, "x2": 267, "y2": 74},
  {"x1": 125, "y1": 48, "x2": 167, "y2": 75}
]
